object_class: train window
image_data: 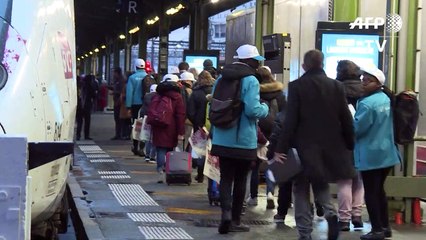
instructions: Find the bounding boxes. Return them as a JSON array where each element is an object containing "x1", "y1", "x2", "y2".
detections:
[{"x1": 0, "y1": 63, "x2": 7, "y2": 90}]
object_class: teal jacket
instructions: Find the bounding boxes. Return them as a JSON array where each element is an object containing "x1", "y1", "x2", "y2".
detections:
[
  {"x1": 211, "y1": 75, "x2": 269, "y2": 151},
  {"x1": 126, "y1": 70, "x2": 147, "y2": 107},
  {"x1": 354, "y1": 91, "x2": 400, "y2": 171}
]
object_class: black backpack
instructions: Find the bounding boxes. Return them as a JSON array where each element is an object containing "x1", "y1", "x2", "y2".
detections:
[
  {"x1": 209, "y1": 78, "x2": 243, "y2": 129},
  {"x1": 393, "y1": 90, "x2": 420, "y2": 145}
]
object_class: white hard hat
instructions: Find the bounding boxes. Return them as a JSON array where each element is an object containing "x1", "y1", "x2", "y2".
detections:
[
  {"x1": 134, "y1": 58, "x2": 145, "y2": 69},
  {"x1": 180, "y1": 72, "x2": 196, "y2": 82},
  {"x1": 161, "y1": 74, "x2": 179, "y2": 83}
]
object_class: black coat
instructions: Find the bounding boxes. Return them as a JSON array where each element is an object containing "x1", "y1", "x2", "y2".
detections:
[
  {"x1": 187, "y1": 85, "x2": 213, "y2": 130},
  {"x1": 276, "y1": 69, "x2": 355, "y2": 182},
  {"x1": 340, "y1": 79, "x2": 364, "y2": 109}
]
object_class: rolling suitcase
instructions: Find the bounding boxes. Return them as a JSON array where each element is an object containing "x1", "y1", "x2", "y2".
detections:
[{"x1": 165, "y1": 150, "x2": 192, "y2": 185}]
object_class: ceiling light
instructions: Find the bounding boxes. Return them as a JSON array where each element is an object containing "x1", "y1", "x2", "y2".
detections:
[
  {"x1": 101, "y1": 45, "x2": 106, "y2": 49},
  {"x1": 89, "y1": 51, "x2": 93, "y2": 55},
  {"x1": 211, "y1": 0, "x2": 219, "y2": 3},
  {"x1": 119, "y1": 34, "x2": 126, "y2": 39},
  {"x1": 81, "y1": 56, "x2": 85, "y2": 59},
  {"x1": 77, "y1": 57, "x2": 80, "y2": 61},
  {"x1": 94, "y1": 48, "x2": 99, "y2": 53},
  {"x1": 129, "y1": 26, "x2": 140, "y2": 34},
  {"x1": 85, "y1": 54, "x2": 88, "y2": 57},
  {"x1": 147, "y1": 16, "x2": 159, "y2": 25},
  {"x1": 166, "y1": 4, "x2": 185, "y2": 15}
]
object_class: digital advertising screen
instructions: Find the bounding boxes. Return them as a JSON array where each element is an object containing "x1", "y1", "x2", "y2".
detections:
[
  {"x1": 321, "y1": 33, "x2": 381, "y2": 79},
  {"x1": 316, "y1": 21, "x2": 384, "y2": 79},
  {"x1": 184, "y1": 55, "x2": 218, "y2": 74},
  {"x1": 183, "y1": 50, "x2": 220, "y2": 74}
]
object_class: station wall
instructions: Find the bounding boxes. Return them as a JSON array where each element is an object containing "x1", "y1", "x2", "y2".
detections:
[{"x1": 273, "y1": 0, "x2": 329, "y2": 81}]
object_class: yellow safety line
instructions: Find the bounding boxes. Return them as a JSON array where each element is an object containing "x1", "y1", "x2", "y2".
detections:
[
  {"x1": 166, "y1": 207, "x2": 220, "y2": 215},
  {"x1": 129, "y1": 170, "x2": 157, "y2": 175}
]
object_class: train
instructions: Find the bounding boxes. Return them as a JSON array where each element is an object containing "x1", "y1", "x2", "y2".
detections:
[{"x1": 0, "y1": 0, "x2": 76, "y2": 238}]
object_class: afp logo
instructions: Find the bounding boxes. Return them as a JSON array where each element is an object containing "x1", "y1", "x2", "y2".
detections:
[{"x1": 349, "y1": 14, "x2": 403, "y2": 32}]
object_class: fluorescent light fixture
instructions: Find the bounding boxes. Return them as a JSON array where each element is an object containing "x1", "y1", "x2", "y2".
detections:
[
  {"x1": 166, "y1": 4, "x2": 185, "y2": 15},
  {"x1": 119, "y1": 34, "x2": 126, "y2": 39},
  {"x1": 89, "y1": 51, "x2": 93, "y2": 55},
  {"x1": 129, "y1": 26, "x2": 140, "y2": 34},
  {"x1": 147, "y1": 16, "x2": 159, "y2": 25},
  {"x1": 101, "y1": 45, "x2": 106, "y2": 49}
]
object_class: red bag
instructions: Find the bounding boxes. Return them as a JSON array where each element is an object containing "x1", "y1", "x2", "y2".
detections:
[{"x1": 146, "y1": 94, "x2": 173, "y2": 127}]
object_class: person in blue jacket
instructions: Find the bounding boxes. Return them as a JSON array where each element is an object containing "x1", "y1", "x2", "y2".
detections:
[
  {"x1": 211, "y1": 44, "x2": 269, "y2": 234},
  {"x1": 126, "y1": 58, "x2": 148, "y2": 156},
  {"x1": 355, "y1": 64, "x2": 400, "y2": 240}
]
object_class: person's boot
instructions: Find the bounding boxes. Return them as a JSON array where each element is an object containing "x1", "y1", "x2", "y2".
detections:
[
  {"x1": 326, "y1": 215, "x2": 339, "y2": 240},
  {"x1": 360, "y1": 231, "x2": 385, "y2": 240},
  {"x1": 383, "y1": 227, "x2": 392, "y2": 238},
  {"x1": 218, "y1": 211, "x2": 232, "y2": 234},
  {"x1": 352, "y1": 216, "x2": 364, "y2": 229},
  {"x1": 195, "y1": 167, "x2": 204, "y2": 183},
  {"x1": 229, "y1": 220, "x2": 250, "y2": 232},
  {"x1": 338, "y1": 221, "x2": 350, "y2": 231}
]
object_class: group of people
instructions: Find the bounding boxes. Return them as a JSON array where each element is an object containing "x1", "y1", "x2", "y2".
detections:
[
  {"x1": 208, "y1": 46, "x2": 400, "y2": 240},
  {"x1": 83, "y1": 43, "x2": 399, "y2": 240}
]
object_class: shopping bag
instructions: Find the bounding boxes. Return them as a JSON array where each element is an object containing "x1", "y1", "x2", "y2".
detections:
[
  {"x1": 132, "y1": 113, "x2": 143, "y2": 141},
  {"x1": 140, "y1": 116, "x2": 152, "y2": 142},
  {"x1": 267, "y1": 148, "x2": 302, "y2": 184},
  {"x1": 203, "y1": 141, "x2": 220, "y2": 183},
  {"x1": 257, "y1": 141, "x2": 270, "y2": 161},
  {"x1": 188, "y1": 127, "x2": 209, "y2": 157}
]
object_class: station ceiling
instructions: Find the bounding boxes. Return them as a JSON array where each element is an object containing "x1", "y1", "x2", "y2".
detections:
[{"x1": 75, "y1": 0, "x2": 251, "y2": 56}]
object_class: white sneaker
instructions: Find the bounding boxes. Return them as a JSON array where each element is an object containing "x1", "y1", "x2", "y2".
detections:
[
  {"x1": 247, "y1": 197, "x2": 258, "y2": 206},
  {"x1": 157, "y1": 171, "x2": 164, "y2": 183}
]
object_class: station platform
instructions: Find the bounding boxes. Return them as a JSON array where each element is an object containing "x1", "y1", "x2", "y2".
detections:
[{"x1": 69, "y1": 113, "x2": 426, "y2": 240}]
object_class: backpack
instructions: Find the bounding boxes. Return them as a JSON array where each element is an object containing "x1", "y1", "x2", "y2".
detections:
[
  {"x1": 393, "y1": 90, "x2": 420, "y2": 145},
  {"x1": 146, "y1": 94, "x2": 174, "y2": 127},
  {"x1": 209, "y1": 78, "x2": 243, "y2": 129},
  {"x1": 141, "y1": 74, "x2": 156, "y2": 101}
]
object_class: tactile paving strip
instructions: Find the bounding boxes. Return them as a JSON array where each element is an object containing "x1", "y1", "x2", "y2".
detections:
[
  {"x1": 138, "y1": 226, "x2": 193, "y2": 240},
  {"x1": 128, "y1": 213, "x2": 175, "y2": 223},
  {"x1": 101, "y1": 175, "x2": 131, "y2": 179},
  {"x1": 79, "y1": 145, "x2": 102, "y2": 151},
  {"x1": 90, "y1": 159, "x2": 116, "y2": 163},
  {"x1": 86, "y1": 154, "x2": 111, "y2": 158},
  {"x1": 108, "y1": 184, "x2": 159, "y2": 206},
  {"x1": 98, "y1": 171, "x2": 127, "y2": 175}
]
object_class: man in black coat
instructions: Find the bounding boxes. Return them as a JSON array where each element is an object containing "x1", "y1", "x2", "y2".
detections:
[{"x1": 274, "y1": 50, "x2": 355, "y2": 240}]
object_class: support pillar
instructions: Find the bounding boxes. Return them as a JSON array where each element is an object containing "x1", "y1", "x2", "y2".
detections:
[
  {"x1": 333, "y1": 0, "x2": 359, "y2": 21},
  {"x1": 158, "y1": 2, "x2": 170, "y2": 75},
  {"x1": 113, "y1": 41, "x2": 120, "y2": 69},
  {"x1": 138, "y1": 26, "x2": 148, "y2": 60},
  {"x1": 255, "y1": 0, "x2": 264, "y2": 52},
  {"x1": 105, "y1": 45, "x2": 111, "y2": 83},
  {"x1": 190, "y1": 0, "x2": 208, "y2": 50},
  {"x1": 97, "y1": 53, "x2": 103, "y2": 79}
]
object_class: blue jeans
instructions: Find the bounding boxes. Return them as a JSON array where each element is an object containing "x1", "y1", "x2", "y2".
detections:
[
  {"x1": 156, "y1": 147, "x2": 172, "y2": 172},
  {"x1": 145, "y1": 141, "x2": 156, "y2": 159}
]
